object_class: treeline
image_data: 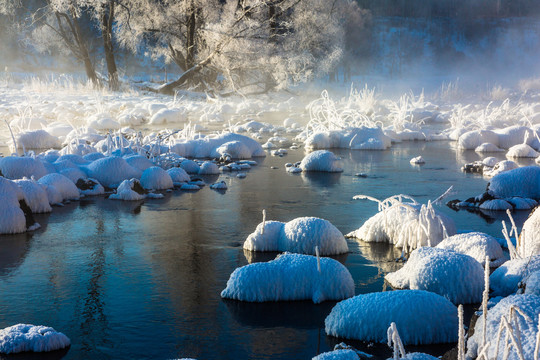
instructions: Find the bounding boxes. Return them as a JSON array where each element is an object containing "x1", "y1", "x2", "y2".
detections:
[{"x1": 357, "y1": 0, "x2": 540, "y2": 18}]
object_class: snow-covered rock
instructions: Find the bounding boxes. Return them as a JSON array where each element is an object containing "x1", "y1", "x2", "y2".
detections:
[
  {"x1": 385, "y1": 247, "x2": 484, "y2": 304},
  {"x1": 149, "y1": 108, "x2": 184, "y2": 125},
  {"x1": 305, "y1": 127, "x2": 392, "y2": 150},
  {"x1": 179, "y1": 159, "x2": 200, "y2": 174},
  {"x1": 458, "y1": 130, "x2": 499, "y2": 150},
  {"x1": 325, "y1": 290, "x2": 458, "y2": 345},
  {"x1": 435, "y1": 232, "x2": 506, "y2": 267},
  {"x1": 243, "y1": 217, "x2": 348, "y2": 255},
  {"x1": 124, "y1": 154, "x2": 154, "y2": 172},
  {"x1": 299, "y1": 150, "x2": 343, "y2": 172},
  {"x1": 14, "y1": 179, "x2": 52, "y2": 213},
  {"x1": 506, "y1": 143, "x2": 540, "y2": 158},
  {"x1": 466, "y1": 294, "x2": 540, "y2": 360},
  {"x1": 85, "y1": 156, "x2": 142, "y2": 188},
  {"x1": 109, "y1": 179, "x2": 146, "y2": 201},
  {"x1": 167, "y1": 167, "x2": 191, "y2": 185},
  {"x1": 213, "y1": 141, "x2": 252, "y2": 160},
  {"x1": 14, "y1": 130, "x2": 60, "y2": 149},
  {"x1": 140, "y1": 166, "x2": 173, "y2": 190},
  {"x1": 198, "y1": 161, "x2": 220, "y2": 175},
  {"x1": 0, "y1": 324, "x2": 70, "y2": 354},
  {"x1": 0, "y1": 177, "x2": 27, "y2": 234},
  {"x1": 483, "y1": 160, "x2": 519, "y2": 178},
  {"x1": 409, "y1": 156, "x2": 425, "y2": 164},
  {"x1": 170, "y1": 133, "x2": 265, "y2": 159},
  {"x1": 488, "y1": 166, "x2": 540, "y2": 199},
  {"x1": 475, "y1": 143, "x2": 504, "y2": 153},
  {"x1": 490, "y1": 255, "x2": 540, "y2": 296},
  {"x1": 0, "y1": 156, "x2": 48, "y2": 180},
  {"x1": 519, "y1": 207, "x2": 540, "y2": 257},
  {"x1": 38, "y1": 173, "x2": 80, "y2": 203},
  {"x1": 523, "y1": 271, "x2": 540, "y2": 295},
  {"x1": 312, "y1": 349, "x2": 358, "y2": 360},
  {"x1": 221, "y1": 253, "x2": 354, "y2": 303}
]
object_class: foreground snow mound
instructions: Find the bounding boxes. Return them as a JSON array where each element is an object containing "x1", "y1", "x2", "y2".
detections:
[
  {"x1": 38, "y1": 173, "x2": 80, "y2": 203},
  {"x1": 299, "y1": 150, "x2": 343, "y2": 172},
  {"x1": 520, "y1": 207, "x2": 540, "y2": 257},
  {"x1": 524, "y1": 271, "x2": 540, "y2": 295},
  {"x1": 324, "y1": 290, "x2": 458, "y2": 345},
  {"x1": 221, "y1": 253, "x2": 354, "y2": 303},
  {"x1": 124, "y1": 155, "x2": 154, "y2": 171},
  {"x1": 488, "y1": 166, "x2": 540, "y2": 199},
  {"x1": 385, "y1": 247, "x2": 484, "y2": 304},
  {"x1": 0, "y1": 177, "x2": 27, "y2": 234},
  {"x1": 109, "y1": 179, "x2": 146, "y2": 201},
  {"x1": 490, "y1": 255, "x2": 540, "y2": 296},
  {"x1": 458, "y1": 130, "x2": 499, "y2": 150},
  {"x1": 347, "y1": 199, "x2": 456, "y2": 251},
  {"x1": 0, "y1": 156, "x2": 48, "y2": 180},
  {"x1": 14, "y1": 130, "x2": 61, "y2": 150},
  {"x1": 85, "y1": 156, "x2": 142, "y2": 188},
  {"x1": 0, "y1": 324, "x2": 70, "y2": 354},
  {"x1": 14, "y1": 179, "x2": 52, "y2": 213},
  {"x1": 243, "y1": 217, "x2": 348, "y2": 255},
  {"x1": 170, "y1": 133, "x2": 265, "y2": 159},
  {"x1": 140, "y1": 166, "x2": 173, "y2": 190},
  {"x1": 466, "y1": 294, "x2": 540, "y2": 360},
  {"x1": 435, "y1": 232, "x2": 506, "y2": 267},
  {"x1": 387, "y1": 354, "x2": 438, "y2": 360},
  {"x1": 312, "y1": 349, "x2": 358, "y2": 360},
  {"x1": 305, "y1": 127, "x2": 392, "y2": 150}
]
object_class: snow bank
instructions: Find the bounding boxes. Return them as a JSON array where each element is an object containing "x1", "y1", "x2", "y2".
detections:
[
  {"x1": 109, "y1": 179, "x2": 146, "y2": 201},
  {"x1": 488, "y1": 166, "x2": 540, "y2": 199},
  {"x1": 140, "y1": 166, "x2": 173, "y2": 190},
  {"x1": 324, "y1": 290, "x2": 458, "y2": 345},
  {"x1": 490, "y1": 255, "x2": 540, "y2": 296},
  {"x1": 519, "y1": 207, "x2": 540, "y2": 257},
  {"x1": 221, "y1": 253, "x2": 354, "y2": 303},
  {"x1": 435, "y1": 232, "x2": 506, "y2": 267},
  {"x1": 0, "y1": 324, "x2": 70, "y2": 354},
  {"x1": 14, "y1": 179, "x2": 52, "y2": 213},
  {"x1": 299, "y1": 150, "x2": 343, "y2": 172},
  {"x1": 305, "y1": 127, "x2": 392, "y2": 150},
  {"x1": 0, "y1": 156, "x2": 48, "y2": 180},
  {"x1": 149, "y1": 108, "x2": 184, "y2": 125},
  {"x1": 0, "y1": 178, "x2": 27, "y2": 234},
  {"x1": 38, "y1": 173, "x2": 80, "y2": 203},
  {"x1": 466, "y1": 294, "x2": 540, "y2": 360},
  {"x1": 85, "y1": 156, "x2": 142, "y2": 188},
  {"x1": 243, "y1": 217, "x2": 348, "y2": 255},
  {"x1": 385, "y1": 247, "x2": 484, "y2": 304},
  {"x1": 347, "y1": 199, "x2": 456, "y2": 251},
  {"x1": 170, "y1": 133, "x2": 265, "y2": 159}
]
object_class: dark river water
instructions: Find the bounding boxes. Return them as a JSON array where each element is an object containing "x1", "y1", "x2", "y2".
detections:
[{"x1": 0, "y1": 141, "x2": 530, "y2": 360}]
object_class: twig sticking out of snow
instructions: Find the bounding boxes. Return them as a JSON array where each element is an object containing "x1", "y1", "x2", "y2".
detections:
[
  {"x1": 3, "y1": 118, "x2": 18, "y2": 155},
  {"x1": 494, "y1": 306, "x2": 532, "y2": 360},
  {"x1": 261, "y1": 209, "x2": 266, "y2": 236},
  {"x1": 502, "y1": 220, "x2": 520, "y2": 260},
  {"x1": 458, "y1": 305, "x2": 466, "y2": 360},
  {"x1": 433, "y1": 186, "x2": 455, "y2": 205},
  {"x1": 482, "y1": 256, "x2": 490, "y2": 349},
  {"x1": 315, "y1": 246, "x2": 321, "y2": 273},
  {"x1": 387, "y1": 322, "x2": 406, "y2": 360}
]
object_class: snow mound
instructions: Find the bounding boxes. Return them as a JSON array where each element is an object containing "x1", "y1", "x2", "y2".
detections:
[
  {"x1": 140, "y1": 166, "x2": 173, "y2": 190},
  {"x1": 385, "y1": 247, "x2": 484, "y2": 304},
  {"x1": 243, "y1": 217, "x2": 348, "y2": 255},
  {"x1": 488, "y1": 166, "x2": 540, "y2": 199},
  {"x1": 170, "y1": 133, "x2": 265, "y2": 159},
  {"x1": 221, "y1": 253, "x2": 354, "y2": 303},
  {"x1": 490, "y1": 255, "x2": 540, "y2": 296},
  {"x1": 85, "y1": 156, "x2": 142, "y2": 188},
  {"x1": 299, "y1": 150, "x2": 343, "y2": 172},
  {"x1": 0, "y1": 178, "x2": 27, "y2": 234},
  {"x1": 0, "y1": 156, "x2": 48, "y2": 180},
  {"x1": 124, "y1": 155, "x2": 154, "y2": 171},
  {"x1": 479, "y1": 199, "x2": 513, "y2": 211},
  {"x1": 483, "y1": 160, "x2": 519, "y2": 178},
  {"x1": 109, "y1": 179, "x2": 146, "y2": 201},
  {"x1": 475, "y1": 143, "x2": 504, "y2": 153},
  {"x1": 167, "y1": 167, "x2": 190, "y2": 185},
  {"x1": 0, "y1": 324, "x2": 70, "y2": 354},
  {"x1": 210, "y1": 181, "x2": 227, "y2": 190},
  {"x1": 347, "y1": 198, "x2": 456, "y2": 251},
  {"x1": 38, "y1": 173, "x2": 80, "y2": 203},
  {"x1": 466, "y1": 294, "x2": 540, "y2": 360},
  {"x1": 305, "y1": 127, "x2": 392, "y2": 150},
  {"x1": 524, "y1": 271, "x2": 540, "y2": 295},
  {"x1": 410, "y1": 156, "x2": 425, "y2": 164},
  {"x1": 14, "y1": 130, "x2": 61, "y2": 149},
  {"x1": 435, "y1": 232, "x2": 506, "y2": 267},
  {"x1": 506, "y1": 143, "x2": 540, "y2": 158},
  {"x1": 312, "y1": 349, "x2": 358, "y2": 360},
  {"x1": 520, "y1": 207, "x2": 540, "y2": 257},
  {"x1": 387, "y1": 354, "x2": 438, "y2": 360},
  {"x1": 213, "y1": 141, "x2": 252, "y2": 160},
  {"x1": 14, "y1": 179, "x2": 52, "y2": 213},
  {"x1": 150, "y1": 108, "x2": 184, "y2": 125},
  {"x1": 324, "y1": 290, "x2": 458, "y2": 345},
  {"x1": 179, "y1": 159, "x2": 200, "y2": 174},
  {"x1": 458, "y1": 130, "x2": 499, "y2": 150},
  {"x1": 198, "y1": 161, "x2": 220, "y2": 175}
]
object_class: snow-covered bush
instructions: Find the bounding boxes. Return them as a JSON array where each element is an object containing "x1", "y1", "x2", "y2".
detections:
[{"x1": 221, "y1": 253, "x2": 354, "y2": 303}]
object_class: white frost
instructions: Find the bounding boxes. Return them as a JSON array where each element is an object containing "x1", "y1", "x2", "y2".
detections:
[{"x1": 435, "y1": 232, "x2": 506, "y2": 267}]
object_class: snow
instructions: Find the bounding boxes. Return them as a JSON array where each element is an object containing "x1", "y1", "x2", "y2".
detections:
[
  {"x1": 483, "y1": 160, "x2": 519, "y2": 178},
  {"x1": 0, "y1": 156, "x2": 48, "y2": 180},
  {"x1": 347, "y1": 200, "x2": 456, "y2": 251},
  {"x1": 210, "y1": 181, "x2": 227, "y2": 190},
  {"x1": 0, "y1": 324, "x2": 70, "y2": 354},
  {"x1": 466, "y1": 294, "x2": 540, "y2": 360},
  {"x1": 506, "y1": 143, "x2": 540, "y2": 158},
  {"x1": 458, "y1": 130, "x2": 499, "y2": 150},
  {"x1": 475, "y1": 143, "x2": 504, "y2": 153},
  {"x1": 305, "y1": 127, "x2": 392, "y2": 150},
  {"x1": 109, "y1": 179, "x2": 146, "y2": 201},
  {"x1": 385, "y1": 247, "x2": 484, "y2": 304},
  {"x1": 243, "y1": 217, "x2": 349, "y2": 255},
  {"x1": 85, "y1": 156, "x2": 142, "y2": 188},
  {"x1": 179, "y1": 159, "x2": 200, "y2": 174},
  {"x1": 0, "y1": 177, "x2": 27, "y2": 234},
  {"x1": 214, "y1": 141, "x2": 252, "y2": 160},
  {"x1": 488, "y1": 166, "x2": 540, "y2": 199},
  {"x1": 435, "y1": 232, "x2": 506, "y2": 267},
  {"x1": 524, "y1": 271, "x2": 540, "y2": 295},
  {"x1": 520, "y1": 207, "x2": 540, "y2": 257},
  {"x1": 14, "y1": 130, "x2": 60, "y2": 149},
  {"x1": 490, "y1": 255, "x2": 540, "y2": 296},
  {"x1": 124, "y1": 154, "x2": 154, "y2": 171},
  {"x1": 299, "y1": 150, "x2": 343, "y2": 172},
  {"x1": 324, "y1": 290, "x2": 458, "y2": 345},
  {"x1": 37, "y1": 173, "x2": 80, "y2": 203},
  {"x1": 167, "y1": 167, "x2": 191, "y2": 185},
  {"x1": 140, "y1": 166, "x2": 173, "y2": 190},
  {"x1": 149, "y1": 108, "x2": 185, "y2": 125},
  {"x1": 479, "y1": 199, "x2": 513, "y2": 211},
  {"x1": 170, "y1": 133, "x2": 265, "y2": 159},
  {"x1": 388, "y1": 354, "x2": 438, "y2": 360},
  {"x1": 198, "y1": 161, "x2": 220, "y2": 175},
  {"x1": 409, "y1": 156, "x2": 425, "y2": 164},
  {"x1": 14, "y1": 178, "x2": 52, "y2": 213},
  {"x1": 312, "y1": 349, "x2": 358, "y2": 360},
  {"x1": 221, "y1": 253, "x2": 354, "y2": 303}
]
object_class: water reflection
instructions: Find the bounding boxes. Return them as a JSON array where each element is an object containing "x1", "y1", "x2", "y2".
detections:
[
  {"x1": 0, "y1": 233, "x2": 31, "y2": 276},
  {"x1": 243, "y1": 249, "x2": 349, "y2": 265},
  {"x1": 301, "y1": 172, "x2": 342, "y2": 187}
]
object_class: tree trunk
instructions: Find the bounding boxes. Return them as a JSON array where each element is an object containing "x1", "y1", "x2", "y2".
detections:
[
  {"x1": 186, "y1": 5, "x2": 196, "y2": 70},
  {"x1": 69, "y1": 7, "x2": 99, "y2": 86},
  {"x1": 102, "y1": 0, "x2": 119, "y2": 91}
]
